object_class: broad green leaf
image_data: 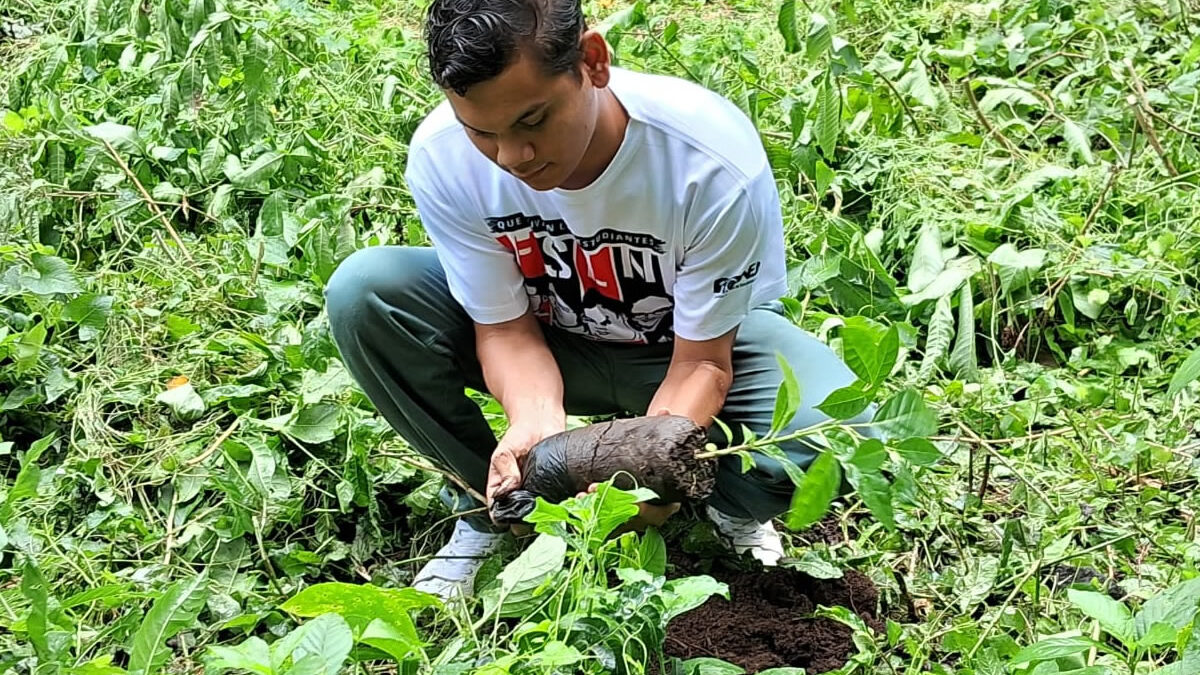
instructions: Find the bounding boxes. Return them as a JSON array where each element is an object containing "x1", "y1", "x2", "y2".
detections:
[
  {"x1": 788, "y1": 550, "x2": 843, "y2": 579},
  {"x1": 243, "y1": 32, "x2": 271, "y2": 97},
  {"x1": 758, "y1": 669, "x2": 809, "y2": 675},
  {"x1": 492, "y1": 533, "x2": 567, "y2": 617},
  {"x1": 281, "y1": 582, "x2": 438, "y2": 629},
  {"x1": 682, "y1": 657, "x2": 745, "y2": 675},
  {"x1": 1063, "y1": 118, "x2": 1095, "y2": 165},
  {"x1": 21, "y1": 560, "x2": 50, "y2": 659},
  {"x1": 3, "y1": 109, "x2": 25, "y2": 133},
  {"x1": 203, "y1": 638, "x2": 273, "y2": 675},
  {"x1": 155, "y1": 383, "x2": 206, "y2": 422},
  {"x1": 531, "y1": 641, "x2": 583, "y2": 667},
  {"x1": 7, "y1": 434, "x2": 55, "y2": 504},
  {"x1": 815, "y1": 383, "x2": 873, "y2": 420},
  {"x1": 358, "y1": 618, "x2": 425, "y2": 663},
  {"x1": 855, "y1": 471, "x2": 895, "y2": 530},
  {"x1": 918, "y1": 293, "x2": 954, "y2": 382},
  {"x1": 1135, "y1": 578, "x2": 1200, "y2": 638},
  {"x1": 285, "y1": 614, "x2": 353, "y2": 675},
  {"x1": 978, "y1": 86, "x2": 1041, "y2": 113},
  {"x1": 842, "y1": 323, "x2": 898, "y2": 388},
  {"x1": 663, "y1": 575, "x2": 729, "y2": 621},
  {"x1": 872, "y1": 389, "x2": 937, "y2": 438},
  {"x1": 68, "y1": 655, "x2": 129, "y2": 675},
  {"x1": 948, "y1": 281, "x2": 977, "y2": 379},
  {"x1": 165, "y1": 314, "x2": 202, "y2": 340},
  {"x1": 199, "y1": 137, "x2": 226, "y2": 181},
  {"x1": 300, "y1": 361, "x2": 352, "y2": 406},
  {"x1": 893, "y1": 438, "x2": 942, "y2": 466},
  {"x1": 771, "y1": 352, "x2": 802, "y2": 435},
  {"x1": 902, "y1": 256, "x2": 981, "y2": 306},
  {"x1": 987, "y1": 244, "x2": 1046, "y2": 295},
  {"x1": 1136, "y1": 620, "x2": 1178, "y2": 647},
  {"x1": 806, "y1": 13, "x2": 832, "y2": 62},
  {"x1": 777, "y1": 0, "x2": 799, "y2": 53},
  {"x1": 1011, "y1": 636, "x2": 1097, "y2": 664},
  {"x1": 283, "y1": 404, "x2": 340, "y2": 444},
  {"x1": 21, "y1": 253, "x2": 81, "y2": 295},
  {"x1": 231, "y1": 151, "x2": 283, "y2": 188},
  {"x1": 907, "y1": 221, "x2": 944, "y2": 294},
  {"x1": 849, "y1": 438, "x2": 886, "y2": 473},
  {"x1": 63, "y1": 293, "x2": 113, "y2": 340},
  {"x1": 815, "y1": 75, "x2": 840, "y2": 158},
  {"x1": 1167, "y1": 346, "x2": 1200, "y2": 396},
  {"x1": 1068, "y1": 589, "x2": 1134, "y2": 645},
  {"x1": 582, "y1": 482, "x2": 641, "y2": 544},
  {"x1": 786, "y1": 451, "x2": 841, "y2": 531},
  {"x1": 896, "y1": 59, "x2": 940, "y2": 109},
  {"x1": 127, "y1": 574, "x2": 208, "y2": 675},
  {"x1": 639, "y1": 528, "x2": 667, "y2": 576},
  {"x1": 84, "y1": 122, "x2": 141, "y2": 153},
  {"x1": 14, "y1": 321, "x2": 46, "y2": 373}
]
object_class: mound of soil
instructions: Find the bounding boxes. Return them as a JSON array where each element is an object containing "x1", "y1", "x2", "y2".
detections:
[{"x1": 664, "y1": 556, "x2": 883, "y2": 673}]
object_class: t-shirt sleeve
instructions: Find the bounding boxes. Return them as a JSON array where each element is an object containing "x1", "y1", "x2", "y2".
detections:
[
  {"x1": 672, "y1": 167, "x2": 789, "y2": 341},
  {"x1": 405, "y1": 147, "x2": 530, "y2": 325}
]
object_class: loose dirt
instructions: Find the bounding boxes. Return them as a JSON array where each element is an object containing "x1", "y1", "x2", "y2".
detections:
[{"x1": 664, "y1": 555, "x2": 883, "y2": 673}]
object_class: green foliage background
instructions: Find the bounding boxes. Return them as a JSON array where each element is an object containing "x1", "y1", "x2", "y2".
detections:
[{"x1": 1, "y1": 0, "x2": 1199, "y2": 672}]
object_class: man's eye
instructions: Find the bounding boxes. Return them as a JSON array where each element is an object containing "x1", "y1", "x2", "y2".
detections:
[{"x1": 521, "y1": 115, "x2": 546, "y2": 129}]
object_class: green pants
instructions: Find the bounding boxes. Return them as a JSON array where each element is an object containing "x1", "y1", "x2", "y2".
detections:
[{"x1": 324, "y1": 246, "x2": 876, "y2": 526}]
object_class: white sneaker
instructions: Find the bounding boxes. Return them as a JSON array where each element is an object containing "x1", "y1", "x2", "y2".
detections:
[
  {"x1": 412, "y1": 519, "x2": 506, "y2": 600},
  {"x1": 705, "y1": 505, "x2": 785, "y2": 566}
]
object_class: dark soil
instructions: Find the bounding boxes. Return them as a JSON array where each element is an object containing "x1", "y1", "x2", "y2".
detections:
[{"x1": 664, "y1": 554, "x2": 883, "y2": 674}]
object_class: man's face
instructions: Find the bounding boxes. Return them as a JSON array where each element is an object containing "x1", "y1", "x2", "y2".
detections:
[{"x1": 447, "y1": 51, "x2": 599, "y2": 191}]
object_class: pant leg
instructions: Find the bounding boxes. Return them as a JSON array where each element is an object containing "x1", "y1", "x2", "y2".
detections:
[
  {"x1": 324, "y1": 246, "x2": 623, "y2": 513},
  {"x1": 706, "y1": 302, "x2": 881, "y2": 522},
  {"x1": 324, "y1": 246, "x2": 498, "y2": 501}
]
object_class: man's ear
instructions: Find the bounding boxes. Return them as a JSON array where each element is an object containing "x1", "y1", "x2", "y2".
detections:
[{"x1": 579, "y1": 29, "x2": 612, "y2": 88}]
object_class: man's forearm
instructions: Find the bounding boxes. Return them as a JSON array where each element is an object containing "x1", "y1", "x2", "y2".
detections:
[
  {"x1": 476, "y1": 311, "x2": 566, "y2": 429},
  {"x1": 646, "y1": 359, "x2": 732, "y2": 428}
]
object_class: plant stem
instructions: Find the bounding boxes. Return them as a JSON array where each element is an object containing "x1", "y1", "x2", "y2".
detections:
[{"x1": 693, "y1": 418, "x2": 849, "y2": 460}]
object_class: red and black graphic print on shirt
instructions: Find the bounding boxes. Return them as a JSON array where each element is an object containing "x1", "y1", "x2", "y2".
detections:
[{"x1": 485, "y1": 212, "x2": 674, "y2": 344}]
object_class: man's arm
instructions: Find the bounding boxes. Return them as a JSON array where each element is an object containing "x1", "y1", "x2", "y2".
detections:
[
  {"x1": 645, "y1": 328, "x2": 737, "y2": 428},
  {"x1": 476, "y1": 311, "x2": 567, "y2": 507}
]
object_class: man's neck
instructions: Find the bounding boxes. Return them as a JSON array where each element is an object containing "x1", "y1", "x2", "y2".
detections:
[{"x1": 559, "y1": 88, "x2": 629, "y2": 191}]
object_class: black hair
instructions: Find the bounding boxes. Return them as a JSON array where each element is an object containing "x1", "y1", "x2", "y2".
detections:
[{"x1": 424, "y1": 0, "x2": 586, "y2": 96}]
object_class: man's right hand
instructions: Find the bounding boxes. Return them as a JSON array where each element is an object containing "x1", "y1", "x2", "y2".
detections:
[{"x1": 485, "y1": 418, "x2": 565, "y2": 510}]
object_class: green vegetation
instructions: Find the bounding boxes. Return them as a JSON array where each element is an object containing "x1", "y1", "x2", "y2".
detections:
[{"x1": 2, "y1": 0, "x2": 1199, "y2": 673}]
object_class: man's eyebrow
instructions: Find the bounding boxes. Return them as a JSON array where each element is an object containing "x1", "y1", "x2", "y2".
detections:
[{"x1": 456, "y1": 103, "x2": 548, "y2": 134}]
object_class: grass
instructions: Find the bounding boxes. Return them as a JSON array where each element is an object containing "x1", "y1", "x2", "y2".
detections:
[{"x1": 2, "y1": 0, "x2": 1199, "y2": 672}]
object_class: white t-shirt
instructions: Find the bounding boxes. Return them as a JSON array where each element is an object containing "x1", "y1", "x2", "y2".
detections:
[{"x1": 404, "y1": 66, "x2": 788, "y2": 344}]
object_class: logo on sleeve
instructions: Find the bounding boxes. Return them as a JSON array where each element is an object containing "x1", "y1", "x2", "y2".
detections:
[{"x1": 713, "y1": 261, "x2": 761, "y2": 296}]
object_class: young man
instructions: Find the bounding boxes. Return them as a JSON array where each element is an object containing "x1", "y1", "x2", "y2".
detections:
[{"x1": 324, "y1": 0, "x2": 873, "y2": 599}]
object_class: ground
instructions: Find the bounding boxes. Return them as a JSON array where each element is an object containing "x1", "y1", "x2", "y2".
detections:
[{"x1": 0, "y1": 0, "x2": 1198, "y2": 673}]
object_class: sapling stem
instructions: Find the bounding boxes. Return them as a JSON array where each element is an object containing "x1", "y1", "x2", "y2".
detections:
[{"x1": 692, "y1": 418, "x2": 867, "y2": 461}]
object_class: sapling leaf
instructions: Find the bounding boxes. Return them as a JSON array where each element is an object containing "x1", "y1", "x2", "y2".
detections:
[
  {"x1": 855, "y1": 471, "x2": 895, "y2": 531},
  {"x1": 489, "y1": 533, "x2": 567, "y2": 617},
  {"x1": 21, "y1": 559, "x2": 50, "y2": 659},
  {"x1": 681, "y1": 657, "x2": 745, "y2": 674},
  {"x1": 284, "y1": 614, "x2": 353, "y2": 675},
  {"x1": 771, "y1": 353, "x2": 802, "y2": 435},
  {"x1": 907, "y1": 221, "x2": 944, "y2": 294},
  {"x1": 987, "y1": 244, "x2": 1046, "y2": 295},
  {"x1": 359, "y1": 618, "x2": 425, "y2": 663},
  {"x1": 872, "y1": 389, "x2": 938, "y2": 438},
  {"x1": 806, "y1": 13, "x2": 833, "y2": 62},
  {"x1": 842, "y1": 323, "x2": 898, "y2": 388},
  {"x1": 918, "y1": 293, "x2": 954, "y2": 382},
  {"x1": 785, "y1": 451, "x2": 841, "y2": 531},
  {"x1": 815, "y1": 383, "x2": 873, "y2": 420},
  {"x1": 893, "y1": 438, "x2": 942, "y2": 466},
  {"x1": 849, "y1": 439, "x2": 887, "y2": 473}
]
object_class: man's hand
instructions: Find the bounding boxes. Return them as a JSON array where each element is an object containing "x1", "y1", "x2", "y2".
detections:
[{"x1": 486, "y1": 418, "x2": 566, "y2": 508}]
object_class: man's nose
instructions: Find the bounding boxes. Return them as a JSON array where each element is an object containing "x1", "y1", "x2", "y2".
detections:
[{"x1": 497, "y1": 138, "x2": 535, "y2": 171}]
